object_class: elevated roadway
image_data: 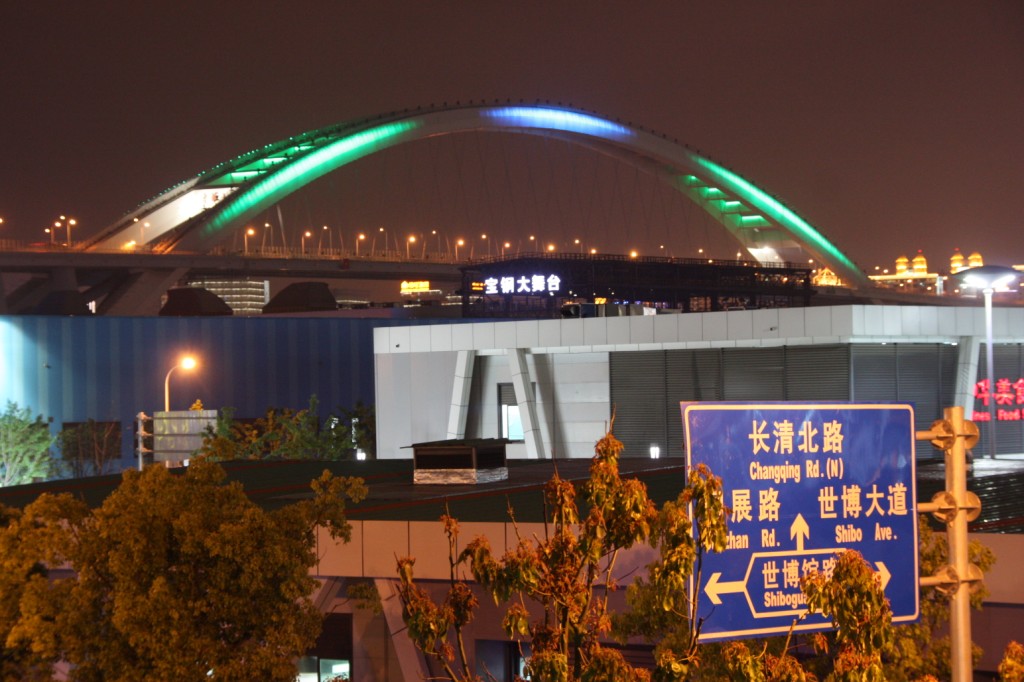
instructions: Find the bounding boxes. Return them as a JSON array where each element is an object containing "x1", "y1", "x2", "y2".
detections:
[{"x1": 0, "y1": 249, "x2": 462, "y2": 315}]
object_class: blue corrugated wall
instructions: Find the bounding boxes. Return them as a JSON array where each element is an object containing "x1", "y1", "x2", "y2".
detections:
[{"x1": 0, "y1": 315, "x2": 426, "y2": 468}]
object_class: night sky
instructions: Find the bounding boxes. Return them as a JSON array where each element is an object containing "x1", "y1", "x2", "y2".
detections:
[{"x1": 3, "y1": 2, "x2": 1022, "y2": 272}]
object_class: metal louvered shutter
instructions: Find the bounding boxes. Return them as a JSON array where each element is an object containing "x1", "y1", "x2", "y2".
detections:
[
  {"x1": 851, "y1": 345, "x2": 898, "y2": 402},
  {"x1": 897, "y1": 345, "x2": 942, "y2": 432},
  {"x1": 723, "y1": 347, "x2": 785, "y2": 400},
  {"x1": 784, "y1": 345, "x2": 850, "y2": 400},
  {"x1": 666, "y1": 349, "x2": 723, "y2": 457},
  {"x1": 610, "y1": 351, "x2": 668, "y2": 458}
]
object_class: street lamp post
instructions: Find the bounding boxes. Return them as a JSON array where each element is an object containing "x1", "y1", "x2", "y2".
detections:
[
  {"x1": 301, "y1": 230, "x2": 312, "y2": 256},
  {"x1": 244, "y1": 227, "x2": 255, "y2": 255},
  {"x1": 957, "y1": 265, "x2": 1021, "y2": 459},
  {"x1": 356, "y1": 232, "x2": 365, "y2": 256},
  {"x1": 455, "y1": 238, "x2": 464, "y2": 260},
  {"x1": 164, "y1": 356, "x2": 198, "y2": 412}
]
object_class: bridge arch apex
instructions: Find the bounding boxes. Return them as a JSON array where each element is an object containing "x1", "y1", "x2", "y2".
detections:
[{"x1": 85, "y1": 103, "x2": 868, "y2": 288}]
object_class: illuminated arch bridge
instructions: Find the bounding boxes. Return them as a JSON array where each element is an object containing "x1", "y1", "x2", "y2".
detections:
[{"x1": 85, "y1": 102, "x2": 870, "y2": 288}]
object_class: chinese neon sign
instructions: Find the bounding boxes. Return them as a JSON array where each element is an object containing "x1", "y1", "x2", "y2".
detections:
[
  {"x1": 483, "y1": 274, "x2": 562, "y2": 295},
  {"x1": 973, "y1": 378, "x2": 1024, "y2": 421}
]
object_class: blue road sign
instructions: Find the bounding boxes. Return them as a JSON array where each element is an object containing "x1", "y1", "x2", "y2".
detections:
[{"x1": 683, "y1": 402, "x2": 919, "y2": 642}]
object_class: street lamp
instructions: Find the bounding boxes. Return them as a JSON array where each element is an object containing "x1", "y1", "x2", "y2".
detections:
[
  {"x1": 301, "y1": 230, "x2": 312, "y2": 255},
  {"x1": 455, "y1": 238, "x2": 464, "y2": 260},
  {"x1": 957, "y1": 265, "x2": 1022, "y2": 459},
  {"x1": 55, "y1": 215, "x2": 76, "y2": 247},
  {"x1": 406, "y1": 235, "x2": 416, "y2": 259},
  {"x1": 244, "y1": 227, "x2": 255, "y2": 255},
  {"x1": 356, "y1": 232, "x2": 366, "y2": 256},
  {"x1": 164, "y1": 355, "x2": 198, "y2": 412}
]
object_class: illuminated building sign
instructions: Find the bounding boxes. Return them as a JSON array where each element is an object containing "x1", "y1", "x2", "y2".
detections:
[
  {"x1": 470, "y1": 281, "x2": 485, "y2": 292},
  {"x1": 973, "y1": 378, "x2": 1024, "y2": 421},
  {"x1": 483, "y1": 274, "x2": 562, "y2": 295},
  {"x1": 400, "y1": 280, "x2": 431, "y2": 294}
]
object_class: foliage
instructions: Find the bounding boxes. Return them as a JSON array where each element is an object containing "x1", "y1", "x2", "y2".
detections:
[
  {"x1": 800, "y1": 550, "x2": 892, "y2": 681},
  {"x1": 57, "y1": 419, "x2": 122, "y2": 478},
  {"x1": 0, "y1": 459, "x2": 366, "y2": 681},
  {"x1": 339, "y1": 401, "x2": 376, "y2": 459},
  {"x1": 198, "y1": 396, "x2": 364, "y2": 461},
  {"x1": 396, "y1": 514, "x2": 482, "y2": 682},
  {"x1": 879, "y1": 517, "x2": 995, "y2": 681},
  {"x1": 345, "y1": 580, "x2": 383, "y2": 615},
  {"x1": 0, "y1": 402, "x2": 54, "y2": 487},
  {"x1": 999, "y1": 641, "x2": 1024, "y2": 682},
  {"x1": 613, "y1": 463, "x2": 729, "y2": 679},
  {"x1": 399, "y1": 425, "x2": 659, "y2": 682}
]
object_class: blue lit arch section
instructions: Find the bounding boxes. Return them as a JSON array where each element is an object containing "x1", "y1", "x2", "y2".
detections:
[{"x1": 85, "y1": 103, "x2": 868, "y2": 287}]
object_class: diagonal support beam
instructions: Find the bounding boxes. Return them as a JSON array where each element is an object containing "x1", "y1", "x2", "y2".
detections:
[
  {"x1": 508, "y1": 348, "x2": 546, "y2": 459},
  {"x1": 446, "y1": 350, "x2": 476, "y2": 440}
]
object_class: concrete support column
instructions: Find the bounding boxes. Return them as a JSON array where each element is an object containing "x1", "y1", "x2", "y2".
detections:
[
  {"x1": 446, "y1": 350, "x2": 476, "y2": 440},
  {"x1": 508, "y1": 348, "x2": 546, "y2": 459},
  {"x1": 375, "y1": 578, "x2": 430, "y2": 681},
  {"x1": 953, "y1": 336, "x2": 981, "y2": 420}
]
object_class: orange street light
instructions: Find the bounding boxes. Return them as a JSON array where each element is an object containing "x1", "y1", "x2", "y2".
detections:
[{"x1": 164, "y1": 355, "x2": 198, "y2": 412}]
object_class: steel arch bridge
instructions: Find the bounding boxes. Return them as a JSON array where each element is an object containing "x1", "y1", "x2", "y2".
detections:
[{"x1": 84, "y1": 102, "x2": 870, "y2": 287}]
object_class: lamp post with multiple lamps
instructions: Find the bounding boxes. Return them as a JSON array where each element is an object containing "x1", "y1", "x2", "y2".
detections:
[
  {"x1": 164, "y1": 356, "x2": 198, "y2": 412},
  {"x1": 956, "y1": 264, "x2": 1022, "y2": 459}
]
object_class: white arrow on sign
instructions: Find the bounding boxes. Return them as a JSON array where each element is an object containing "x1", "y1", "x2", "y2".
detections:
[
  {"x1": 875, "y1": 561, "x2": 891, "y2": 591},
  {"x1": 704, "y1": 571, "x2": 746, "y2": 605},
  {"x1": 790, "y1": 513, "x2": 810, "y2": 551}
]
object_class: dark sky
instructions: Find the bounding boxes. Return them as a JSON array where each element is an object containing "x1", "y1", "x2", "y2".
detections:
[{"x1": 3, "y1": 1, "x2": 1022, "y2": 272}]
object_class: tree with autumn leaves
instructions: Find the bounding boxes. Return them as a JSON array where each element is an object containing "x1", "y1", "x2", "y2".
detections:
[
  {"x1": 0, "y1": 459, "x2": 366, "y2": 681},
  {"x1": 396, "y1": 426, "x2": 1015, "y2": 682}
]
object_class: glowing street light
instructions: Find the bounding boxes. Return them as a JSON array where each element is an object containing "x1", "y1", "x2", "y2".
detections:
[
  {"x1": 406, "y1": 235, "x2": 416, "y2": 259},
  {"x1": 956, "y1": 265, "x2": 1022, "y2": 459},
  {"x1": 244, "y1": 227, "x2": 255, "y2": 255},
  {"x1": 629, "y1": 250, "x2": 639, "y2": 259},
  {"x1": 455, "y1": 238, "x2": 465, "y2": 260},
  {"x1": 547, "y1": 243, "x2": 555, "y2": 253},
  {"x1": 301, "y1": 230, "x2": 312, "y2": 255},
  {"x1": 502, "y1": 241, "x2": 511, "y2": 257},
  {"x1": 55, "y1": 215, "x2": 77, "y2": 247},
  {"x1": 164, "y1": 355, "x2": 198, "y2": 412},
  {"x1": 356, "y1": 232, "x2": 366, "y2": 256}
]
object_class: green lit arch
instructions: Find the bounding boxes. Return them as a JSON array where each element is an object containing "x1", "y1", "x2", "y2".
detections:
[{"x1": 85, "y1": 103, "x2": 869, "y2": 287}]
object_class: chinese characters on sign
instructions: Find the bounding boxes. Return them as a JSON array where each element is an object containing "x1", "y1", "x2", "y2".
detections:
[
  {"x1": 683, "y1": 403, "x2": 919, "y2": 642},
  {"x1": 483, "y1": 273, "x2": 561, "y2": 295},
  {"x1": 973, "y1": 377, "x2": 1024, "y2": 421}
]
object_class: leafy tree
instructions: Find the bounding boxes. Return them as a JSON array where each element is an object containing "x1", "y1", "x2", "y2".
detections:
[
  {"x1": 339, "y1": 401, "x2": 376, "y2": 459},
  {"x1": 199, "y1": 396, "x2": 357, "y2": 461},
  {"x1": 57, "y1": 419, "x2": 122, "y2": 478},
  {"x1": 999, "y1": 641, "x2": 1024, "y2": 682},
  {"x1": 0, "y1": 402, "x2": 54, "y2": 487},
  {"x1": 879, "y1": 518, "x2": 995, "y2": 681},
  {"x1": 1, "y1": 459, "x2": 366, "y2": 681},
  {"x1": 612, "y1": 463, "x2": 730, "y2": 680},
  {"x1": 396, "y1": 514, "x2": 481, "y2": 682},
  {"x1": 399, "y1": 426, "x2": 661, "y2": 682}
]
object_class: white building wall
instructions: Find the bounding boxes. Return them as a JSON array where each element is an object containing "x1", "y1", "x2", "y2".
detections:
[{"x1": 375, "y1": 306, "x2": 1024, "y2": 460}]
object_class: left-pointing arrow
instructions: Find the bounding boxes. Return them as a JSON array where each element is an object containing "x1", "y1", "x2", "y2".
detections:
[{"x1": 705, "y1": 571, "x2": 747, "y2": 605}]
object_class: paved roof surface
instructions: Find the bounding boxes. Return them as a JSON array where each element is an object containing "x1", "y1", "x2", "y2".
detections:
[{"x1": 2, "y1": 456, "x2": 1022, "y2": 532}]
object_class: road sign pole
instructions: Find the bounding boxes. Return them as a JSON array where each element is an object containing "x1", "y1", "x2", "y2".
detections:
[
  {"x1": 917, "y1": 406, "x2": 982, "y2": 682},
  {"x1": 946, "y1": 406, "x2": 973, "y2": 682}
]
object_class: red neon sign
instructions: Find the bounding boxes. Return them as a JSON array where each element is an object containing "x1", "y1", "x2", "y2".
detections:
[{"x1": 973, "y1": 378, "x2": 1024, "y2": 422}]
